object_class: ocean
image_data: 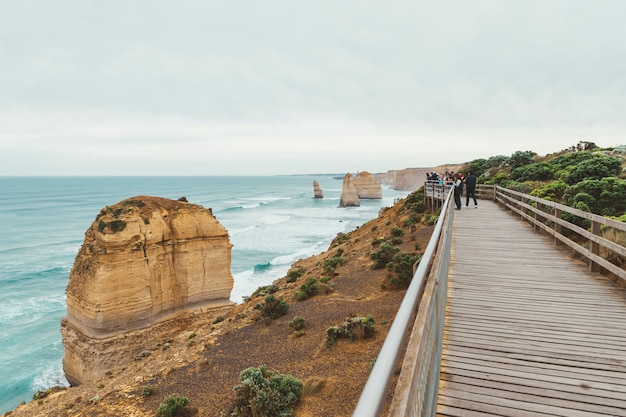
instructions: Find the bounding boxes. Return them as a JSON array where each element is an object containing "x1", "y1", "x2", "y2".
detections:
[{"x1": 0, "y1": 175, "x2": 409, "y2": 413}]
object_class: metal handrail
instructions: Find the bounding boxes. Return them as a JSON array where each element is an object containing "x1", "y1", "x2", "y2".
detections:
[{"x1": 352, "y1": 187, "x2": 455, "y2": 417}]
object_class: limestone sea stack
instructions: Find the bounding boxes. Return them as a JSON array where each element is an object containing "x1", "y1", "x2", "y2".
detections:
[
  {"x1": 339, "y1": 173, "x2": 360, "y2": 207},
  {"x1": 313, "y1": 180, "x2": 324, "y2": 198},
  {"x1": 61, "y1": 196, "x2": 234, "y2": 385},
  {"x1": 354, "y1": 171, "x2": 382, "y2": 199}
]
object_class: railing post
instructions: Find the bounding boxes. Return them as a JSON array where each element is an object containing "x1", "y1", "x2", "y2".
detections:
[
  {"x1": 590, "y1": 220, "x2": 601, "y2": 272},
  {"x1": 554, "y1": 207, "x2": 562, "y2": 246}
]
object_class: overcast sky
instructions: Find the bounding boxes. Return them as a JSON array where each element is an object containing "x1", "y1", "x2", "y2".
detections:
[{"x1": 1, "y1": 1, "x2": 625, "y2": 176}]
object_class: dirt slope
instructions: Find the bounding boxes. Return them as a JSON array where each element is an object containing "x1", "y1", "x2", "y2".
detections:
[{"x1": 7, "y1": 191, "x2": 432, "y2": 417}]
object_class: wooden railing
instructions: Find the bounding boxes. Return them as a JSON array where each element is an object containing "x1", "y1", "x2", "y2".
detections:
[{"x1": 496, "y1": 185, "x2": 626, "y2": 281}]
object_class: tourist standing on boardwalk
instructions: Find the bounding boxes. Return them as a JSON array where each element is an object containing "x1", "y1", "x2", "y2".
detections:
[
  {"x1": 453, "y1": 173, "x2": 463, "y2": 210},
  {"x1": 465, "y1": 171, "x2": 478, "y2": 208}
]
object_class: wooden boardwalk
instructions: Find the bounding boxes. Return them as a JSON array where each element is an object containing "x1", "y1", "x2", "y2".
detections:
[{"x1": 437, "y1": 200, "x2": 626, "y2": 417}]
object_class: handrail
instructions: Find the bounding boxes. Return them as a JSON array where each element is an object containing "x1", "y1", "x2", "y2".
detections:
[{"x1": 352, "y1": 187, "x2": 455, "y2": 417}]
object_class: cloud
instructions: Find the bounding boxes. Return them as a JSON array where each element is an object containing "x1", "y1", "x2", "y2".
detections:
[{"x1": 1, "y1": 1, "x2": 625, "y2": 175}]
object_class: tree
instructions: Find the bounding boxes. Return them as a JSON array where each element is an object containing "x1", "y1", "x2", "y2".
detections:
[
  {"x1": 563, "y1": 177, "x2": 626, "y2": 216},
  {"x1": 508, "y1": 151, "x2": 534, "y2": 171},
  {"x1": 563, "y1": 155, "x2": 622, "y2": 185},
  {"x1": 510, "y1": 162, "x2": 554, "y2": 182}
]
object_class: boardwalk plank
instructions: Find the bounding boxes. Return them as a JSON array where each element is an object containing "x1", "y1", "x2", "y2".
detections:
[{"x1": 437, "y1": 200, "x2": 626, "y2": 415}]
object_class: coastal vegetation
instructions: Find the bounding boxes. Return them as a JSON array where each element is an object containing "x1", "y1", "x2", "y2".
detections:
[{"x1": 230, "y1": 366, "x2": 303, "y2": 417}]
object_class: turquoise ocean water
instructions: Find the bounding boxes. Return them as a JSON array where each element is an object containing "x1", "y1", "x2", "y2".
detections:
[{"x1": 0, "y1": 176, "x2": 409, "y2": 413}]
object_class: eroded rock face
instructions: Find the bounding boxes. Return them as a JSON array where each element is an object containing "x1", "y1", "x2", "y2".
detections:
[
  {"x1": 339, "y1": 173, "x2": 360, "y2": 207},
  {"x1": 354, "y1": 171, "x2": 382, "y2": 199},
  {"x1": 313, "y1": 180, "x2": 324, "y2": 198},
  {"x1": 62, "y1": 196, "x2": 234, "y2": 385}
]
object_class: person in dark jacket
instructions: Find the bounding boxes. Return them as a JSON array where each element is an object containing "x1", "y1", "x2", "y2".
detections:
[
  {"x1": 453, "y1": 173, "x2": 463, "y2": 210},
  {"x1": 465, "y1": 171, "x2": 478, "y2": 208}
]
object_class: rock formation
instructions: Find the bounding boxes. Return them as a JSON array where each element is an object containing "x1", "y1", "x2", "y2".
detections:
[
  {"x1": 313, "y1": 180, "x2": 324, "y2": 198},
  {"x1": 61, "y1": 196, "x2": 234, "y2": 385},
  {"x1": 354, "y1": 171, "x2": 382, "y2": 199},
  {"x1": 373, "y1": 168, "x2": 433, "y2": 191},
  {"x1": 339, "y1": 173, "x2": 360, "y2": 207}
]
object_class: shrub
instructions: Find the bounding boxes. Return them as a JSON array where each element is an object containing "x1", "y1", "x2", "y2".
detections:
[
  {"x1": 424, "y1": 214, "x2": 439, "y2": 226},
  {"x1": 484, "y1": 155, "x2": 509, "y2": 169},
  {"x1": 288, "y1": 315, "x2": 306, "y2": 331},
  {"x1": 331, "y1": 232, "x2": 350, "y2": 246},
  {"x1": 231, "y1": 365, "x2": 303, "y2": 417},
  {"x1": 563, "y1": 177, "x2": 626, "y2": 216},
  {"x1": 285, "y1": 267, "x2": 304, "y2": 283},
  {"x1": 322, "y1": 254, "x2": 344, "y2": 275},
  {"x1": 390, "y1": 252, "x2": 421, "y2": 286},
  {"x1": 325, "y1": 316, "x2": 375, "y2": 346},
  {"x1": 391, "y1": 227, "x2": 404, "y2": 237},
  {"x1": 109, "y1": 219, "x2": 127, "y2": 233},
  {"x1": 403, "y1": 217, "x2": 417, "y2": 227},
  {"x1": 508, "y1": 150, "x2": 535, "y2": 170},
  {"x1": 157, "y1": 394, "x2": 189, "y2": 417},
  {"x1": 510, "y1": 162, "x2": 554, "y2": 182},
  {"x1": 212, "y1": 316, "x2": 224, "y2": 324},
  {"x1": 255, "y1": 294, "x2": 289, "y2": 319},
  {"x1": 141, "y1": 385, "x2": 156, "y2": 396},
  {"x1": 530, "y1": 180, "x2": 568, "y2": 201},
  {"x1": 564, "y1": 155, "x2": 622, "y2": 184},
  {"x1": 295, "y1": 278, "x2": 319, "y2": 301},
  {"x1": 369, "y1": 242, "x2": 400, "y2": 270},
  {"x1": 251, "y1": 284, "x2": 280, "y2": 298}
]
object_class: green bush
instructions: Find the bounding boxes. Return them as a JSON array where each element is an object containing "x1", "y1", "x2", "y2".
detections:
[
  {"x1": 285, "y1": 267, "x2": 304, "y2": 283},
  {"x1": 510, "y1": 162, "x2": 554, "y2": 182},
  {"x1": 369, "y1": 242, "x2": 400, "y2": 270},
  {"x1": 323, "y1": 254, "x2": 344, "y2": 275},
  {"x1": 251, "y1": 284, "x2": 280, "y2": 298},
  {"x1": 390, "y1": 227, "x2": 404, "y2": 237},
  {"x1": 325, "y1": 316, "x2": 375, "y2": 346},
  {"x1": 390, "y1": 252, "x2": 420, "y2": 286},
  {"x1": 508, "y1": 150, "x2": 535, "y2": 170},
  {"x1": 288, "y1": 316, "x2": 306, "y2": 331},
  {"x1": 295, "y1": 278, "x2": 319, "y2": 301},
  {"x1": 231, "y1": 365, "x2": 303, "y2": 417},
  {"x1": 564, "y1": 155, "x2": 622, "y2": 185},
  {"x1": 141, "y1": 385, "x2": 156, "y2": 396},
  {"x1": 563, "y1": 177, "x2": 626, "y2": 216},
  {"x1": 530, "y1": 180, "x2": 567, "y2": 201},
  {"x1": 255, "y1": 294, "x2": 289, "y2": 320},
  {"x1": 484, "y1": 155, "x2": 509, "y2": 169},
  {"x1": 467, "y1": 158, "x2": 487, "y2": 176},
  {"x1": 157, "y1": 394, "x2": 189, "y2": 417}
]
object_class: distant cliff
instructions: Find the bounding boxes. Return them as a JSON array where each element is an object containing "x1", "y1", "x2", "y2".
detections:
[
  {"x1": 354, "y1": 171, "x2": 382, "y2": 199},
  {"x1": 374, "y1": 168, "x2": 433, "y2": 191},
  {"x1": 62, "y1": 196, "x2": 234, "y2": 385}
]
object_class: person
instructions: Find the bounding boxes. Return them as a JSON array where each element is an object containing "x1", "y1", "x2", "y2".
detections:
[
  {"x1": 465, "y1": 171, "x2": 478, "y2": 208},
  {"x1": 453, "y1": 173, "x2": 463, "y2": 210}
]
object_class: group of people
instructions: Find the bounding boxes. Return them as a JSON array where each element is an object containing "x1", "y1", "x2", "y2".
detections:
[{"x1": 453, "y1": 171, "x2": 477, "y2": 210}]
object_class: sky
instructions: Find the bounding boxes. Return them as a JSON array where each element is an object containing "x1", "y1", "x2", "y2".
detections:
[{"x1": 1, "y1": 0, "x2": 625, "y2": 176}]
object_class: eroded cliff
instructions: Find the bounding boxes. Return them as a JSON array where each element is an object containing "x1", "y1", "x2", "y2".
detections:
[{"x1": 62, "y1": 196, "x2": 234, "y2": 385}]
